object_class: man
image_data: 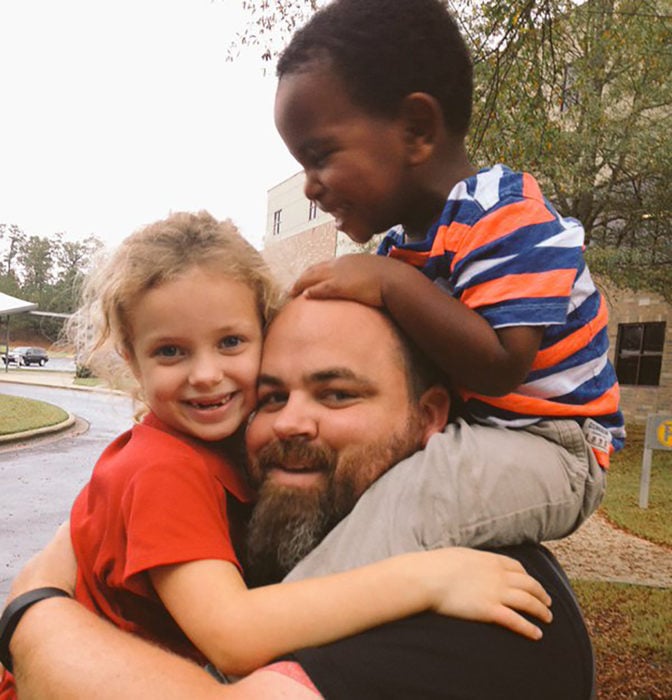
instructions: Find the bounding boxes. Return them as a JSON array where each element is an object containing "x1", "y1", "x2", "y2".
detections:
[{"x1": 4, "y1": 298, "x2": 594, "y2": 699}]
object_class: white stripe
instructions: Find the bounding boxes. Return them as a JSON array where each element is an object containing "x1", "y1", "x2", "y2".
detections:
[
  {"x1": 519, "y1": 352, "x2": 609, "y2": 399},
  {"x1": 536, "y1": 222, "x2": 584, "y2": 249},
  {"x1": 474, "y1": 415, "x2": 539, "y2": 428},
  {"x1": 455, "y1": 253, "x2": 518, "y2": 287},
  {"x1": 473, "y1": 165, "x2": 503, "y2": 211},
  {"x1": 568, "y1": 266, "x2": 597, "y2": 313},
  {"x1": 447, "y1": 179, "x2": 474, "y2": 203}
]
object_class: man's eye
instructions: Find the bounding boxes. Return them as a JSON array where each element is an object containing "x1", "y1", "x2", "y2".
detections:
[
  {"x1": 154, "y1": 345, "x2": 182, "y2": 358},
  {"x1": 220, "y1": 336, "x2": 244, "y2": 350},
  {"x1": 322, "y1": 390, "x2": 358, "y2": 403},
  {"x1": 256, "y1": 392, "x2": 287, "y2": 411}
]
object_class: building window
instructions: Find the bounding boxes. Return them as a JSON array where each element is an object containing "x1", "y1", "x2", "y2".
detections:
[
  {"x1": 615, "y1": 322, "x2": 666, "y2": 386},
  {"x1": 308, "y1": 200, "x2": 318, "y2": 221},
  {"x1": 272, "y1": 209, "x2": 282, "y2": 236}
]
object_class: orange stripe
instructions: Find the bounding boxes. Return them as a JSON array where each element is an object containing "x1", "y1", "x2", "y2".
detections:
[
  {"x1": 522, "y1": 172, "x2": 543, "y2": 200},
  {"x1": 431, "y1": 222, "x2": 470, "y2": 258},
  {"x1": 462, "y1": 382, "x2": 621, "y2": 418},
  {"x1": 452, "y1": 199, "x2": 556, "y2": 267},
  {"x1": 388, "y1": 247, "x2": 431, "y2": 268},
  {"x1": 461, "y1": 269, "x2": 576, "y2": 310},
  {"x1": 531, "y1": 297, "x2": 609, "y2": 370},
  {"x1": 593, "y1": 447, "x2": 611, "y2": 469}
]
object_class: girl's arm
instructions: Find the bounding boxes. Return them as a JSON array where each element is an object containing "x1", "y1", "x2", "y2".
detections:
[{"x1": 150, "y1": 547, "x2": 552, "y2": 677}]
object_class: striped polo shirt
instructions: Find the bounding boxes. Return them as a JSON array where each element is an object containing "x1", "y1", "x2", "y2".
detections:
[{"x1": 378, "y1": 165, "x2": 625, "y2": 465}]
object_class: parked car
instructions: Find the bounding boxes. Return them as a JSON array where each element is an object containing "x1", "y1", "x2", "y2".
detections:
[{"x1": 2, "y1": 346, "x2": 49, "y2": 367}]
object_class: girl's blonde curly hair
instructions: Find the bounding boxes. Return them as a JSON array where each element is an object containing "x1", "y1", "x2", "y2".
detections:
[{"x1": 67, "y1": 211, "x2": 280, "y2": 401}]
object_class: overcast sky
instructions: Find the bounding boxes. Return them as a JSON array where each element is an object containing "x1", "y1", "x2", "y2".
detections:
[{"x1": 0, "y1": 0, "x2": 300, "y2": 251}]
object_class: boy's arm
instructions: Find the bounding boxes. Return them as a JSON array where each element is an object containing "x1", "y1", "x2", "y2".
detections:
[
  {"x1": 291, "y1": 254, "x2": 543, "y2": 395},
  {"x1": 150, "y1": 548, "x2": 551, "y2": 676}
]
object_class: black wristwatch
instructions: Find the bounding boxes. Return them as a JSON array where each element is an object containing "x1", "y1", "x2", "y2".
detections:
[{"x1": 0, "y1": 587, "x2": 71, "y2": 674}]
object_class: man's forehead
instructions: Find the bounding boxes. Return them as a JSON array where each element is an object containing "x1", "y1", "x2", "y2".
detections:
[{"x1": 260, "y1": 297, "x2": 401, "y2": 377}]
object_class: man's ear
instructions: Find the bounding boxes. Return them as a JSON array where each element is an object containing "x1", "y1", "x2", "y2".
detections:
[
  {"x1": 400, "y1": 92, "x2": 443, "y2": 166},
  {"x1": 417, "y1": 385, "x2": 451, "y2": 447}
]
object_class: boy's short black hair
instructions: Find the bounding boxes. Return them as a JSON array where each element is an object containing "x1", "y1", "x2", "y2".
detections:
[{"x1": 276, "y1": 0, "x2": 473, "y2": 135}]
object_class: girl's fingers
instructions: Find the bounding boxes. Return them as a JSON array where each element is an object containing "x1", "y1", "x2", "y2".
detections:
[
  {"x1": 490, "y1": 605, "x2": 544, "y2": 641},
  {"x1": 507, "y1": 571, "x2": 552, "y2": 607},
  {"x1": 502, "y1": 587, "x2": 553, "y2": 624}
]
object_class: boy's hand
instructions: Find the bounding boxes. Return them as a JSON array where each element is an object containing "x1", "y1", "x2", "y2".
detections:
[{"x1": 291, "y1": 254, "x2": 406, "y2": 307}]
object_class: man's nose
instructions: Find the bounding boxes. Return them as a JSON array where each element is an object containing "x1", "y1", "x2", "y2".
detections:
[{"x1": 272, "y1": 395, "x2": 318, "y2": 441}]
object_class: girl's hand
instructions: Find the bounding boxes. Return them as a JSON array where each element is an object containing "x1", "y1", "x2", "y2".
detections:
[{"x1": 422, "y1": 548, "x2": 553, "y2": 640}]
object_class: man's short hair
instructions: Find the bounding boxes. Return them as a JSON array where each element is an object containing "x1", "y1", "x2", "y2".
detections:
[{"x1": 276, "y1": 0, "x2": 474, "y2": 135}]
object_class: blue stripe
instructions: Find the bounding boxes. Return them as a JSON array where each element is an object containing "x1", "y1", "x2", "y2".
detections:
[
  {"x1": 527, "y1": 328, "x2": 610, "y2": 383},
  {"x1": 479, "y1": 297, "x2": 570, "y2": 327}
]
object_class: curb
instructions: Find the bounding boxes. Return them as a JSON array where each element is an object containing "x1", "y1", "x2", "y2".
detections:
[
  {"x1": 0, "y1": 412, "x2": 77, "y2": 444},
  {"x1": 0, "y1": 375, "x2": 126, "y2": 396}
]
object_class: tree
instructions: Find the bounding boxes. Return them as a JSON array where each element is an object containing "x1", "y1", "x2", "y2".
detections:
[
  {"x1": 471, "y1": 0, "x2": 671, "y2": 296},
  {"x1": 0, "y1": 227, "x2": 104, "y2": 340},
  {"x1": 0, "y1": 223, "x2": 26, "y2": 280}
]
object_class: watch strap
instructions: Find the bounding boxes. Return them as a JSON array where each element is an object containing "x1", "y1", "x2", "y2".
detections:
[{"x1": 0, "y1": 587, "x2": 71, "y2": 674}]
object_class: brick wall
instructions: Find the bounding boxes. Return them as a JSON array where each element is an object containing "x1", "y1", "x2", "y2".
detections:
[
  {"x1": 599, "y1": 279, "x2": 672, "y2": 425},
  {"x1": 262, "y1": 221, "x2": 338, "y2": 290}
]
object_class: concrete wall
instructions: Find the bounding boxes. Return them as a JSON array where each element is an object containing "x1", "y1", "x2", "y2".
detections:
[{"x1": 265, "y1": 171, "x2": 332, "y2": 245}]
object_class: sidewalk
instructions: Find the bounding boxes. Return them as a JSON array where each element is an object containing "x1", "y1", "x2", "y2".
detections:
[{"x1": 0, "y1": 368, "x2": 117, "y2": 393}]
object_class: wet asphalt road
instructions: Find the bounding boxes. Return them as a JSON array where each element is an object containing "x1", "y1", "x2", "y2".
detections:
[{"x1": 0, "y1": 383, "x2": 134, "y2": 600}]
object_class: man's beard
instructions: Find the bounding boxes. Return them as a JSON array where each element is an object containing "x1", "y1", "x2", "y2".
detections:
[{"x1": 245, "y1": 423, "x2": 421, "y2": 586}]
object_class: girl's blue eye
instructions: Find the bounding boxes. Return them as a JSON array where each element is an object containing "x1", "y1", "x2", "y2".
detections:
[
  {"x1": 156, "y1": 345, "x2": 180, "y2": 357},
  {"x1": 221, "y1": 336, "x2": 243, "y2": 349}
]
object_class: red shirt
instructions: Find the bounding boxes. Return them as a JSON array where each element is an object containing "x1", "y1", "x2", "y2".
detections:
[{"x1": 70, "y1": 413, "x2": 254, "y2": 661}]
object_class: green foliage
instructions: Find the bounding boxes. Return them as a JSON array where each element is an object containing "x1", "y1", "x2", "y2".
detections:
[
  {"x1": 0, "y1": 226, "x2": 103, "y2": 340},
  {"x1": 470, "y1": 0, "x2": 671, "y2": 293}
]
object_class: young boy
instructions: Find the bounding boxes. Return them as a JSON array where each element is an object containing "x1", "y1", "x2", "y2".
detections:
[{"x1": 273, "y1": 0, "x2": 625, "y2": 568}]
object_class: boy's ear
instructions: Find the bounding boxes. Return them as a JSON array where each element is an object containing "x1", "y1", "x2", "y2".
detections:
[
  {"x1": 400, "y1": 93, "x2": 444, "y2": 165},
  {"x1": 417, "y1": 384, "x2": 451, "y2": 447}
]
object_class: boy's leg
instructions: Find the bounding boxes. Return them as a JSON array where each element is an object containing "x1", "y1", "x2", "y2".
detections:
[{"x1": 285, "y1": 418, "x2": 604, "y2": 581}]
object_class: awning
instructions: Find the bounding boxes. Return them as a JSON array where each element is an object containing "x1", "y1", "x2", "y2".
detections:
[{"x1": 0, "y1": 291, "x2": 38, "y2": 316}]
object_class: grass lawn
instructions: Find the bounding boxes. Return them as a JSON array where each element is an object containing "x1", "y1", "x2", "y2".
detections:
[
  {"x1": 601, "y1": 424, "x2": 672, "y2": 547},
  {"x1": 0, "y1": 394, "x2": 69, "y2": 434},
  {"x1": 573, "y1": 581, "x2": 672, "y2": 698},
  {"x1": 572, "y1": 425, "x2": 672, "y2": 699}
]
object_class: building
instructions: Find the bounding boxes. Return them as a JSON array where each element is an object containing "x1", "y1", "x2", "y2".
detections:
[{"x1": 262, "y1": 171, "x2": 378, "y2": 288}]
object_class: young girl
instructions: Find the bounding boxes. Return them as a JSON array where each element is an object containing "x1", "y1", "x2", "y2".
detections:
[{"x1": 0, "y1": 211, "x2": 551, "y2": 695}]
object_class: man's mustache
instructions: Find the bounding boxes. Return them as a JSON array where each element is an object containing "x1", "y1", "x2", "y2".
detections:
[{"x1": 252, "y1": 439, "x2": 338, "y2": 479}]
